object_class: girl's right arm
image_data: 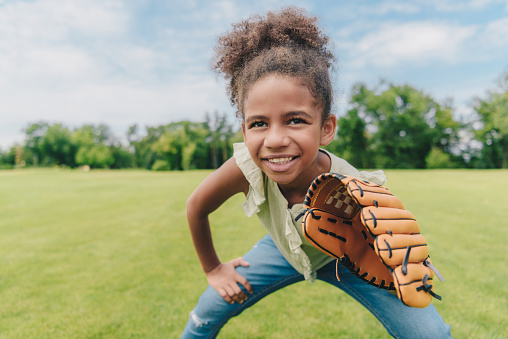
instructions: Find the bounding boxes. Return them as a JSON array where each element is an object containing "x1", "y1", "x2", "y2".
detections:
[{"x1": 186, "y1": 157, "x2": 253, "y2": 304}]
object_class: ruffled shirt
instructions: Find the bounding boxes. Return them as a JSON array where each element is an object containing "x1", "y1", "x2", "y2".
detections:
[{"x1": 233, "y1": 142, "x2": 386, "y2": 281}]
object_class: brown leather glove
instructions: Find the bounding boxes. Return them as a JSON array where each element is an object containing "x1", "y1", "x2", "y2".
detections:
[{"x1": 300, "y1": 173, "x2": 444, "y2": 308}]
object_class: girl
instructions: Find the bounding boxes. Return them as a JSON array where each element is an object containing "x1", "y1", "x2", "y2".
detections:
[{"x1": 182, "y1": 7, "x2": 452, "y2": 338}]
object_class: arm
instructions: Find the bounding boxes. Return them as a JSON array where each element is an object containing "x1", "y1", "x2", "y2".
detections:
[{"x1": 186, "y1": 157, "x2": 253, "y2": 303}]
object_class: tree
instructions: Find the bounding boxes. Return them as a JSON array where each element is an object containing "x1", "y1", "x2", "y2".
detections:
[
  {"x1": 348, "y1": 82, "x2": 461, "y2": 169},
  {"x1": 0, "y1": 145, "x2": 17, "y2": 169},
  {"x1": 23, "y1": 122, "x2": 49, "y2": 166},
  {"x1": 472, "y1": 71, "x2": 508, "y2": 168},
  {"x1": 325, "y1": 108, "x2": 371, "y2": 168},
  {"x1": 72, "y1": 125, "x2": 115, "y2": 168},
  {"x1": 206, "y1": 112, "x2": 236, "y2": 169},
  {"x1": 151, "y1": 121, "x2": 211, "y2": 171},
  {"x1": 40, "y1": 124, "x2": 76, "y2": 167}
]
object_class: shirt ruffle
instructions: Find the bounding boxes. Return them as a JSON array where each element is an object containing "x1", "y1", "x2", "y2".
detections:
[
  {"x1": 282, "y1": 189, "x2": 314, "y2": 280},
  {"x1": 233, "y1": 143, "x2": 265, "y2": 217},
  {"x1": 359, "y1": 170, "x2": 387, "y2": 185}
]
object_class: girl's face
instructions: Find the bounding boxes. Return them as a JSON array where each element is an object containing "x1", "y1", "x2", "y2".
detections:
[{"x1": 242, "y1": 74, "x2": 336, "y2": 188}]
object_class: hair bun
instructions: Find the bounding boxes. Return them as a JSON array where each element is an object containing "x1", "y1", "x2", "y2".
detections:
[{"x1": 213, "y1": 7, "x2": 333, "y2": 81}]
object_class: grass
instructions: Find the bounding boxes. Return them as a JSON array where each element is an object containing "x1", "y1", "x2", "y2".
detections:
[{"x1": 0, "y1": 168, "x2": 506, "y2": 338}]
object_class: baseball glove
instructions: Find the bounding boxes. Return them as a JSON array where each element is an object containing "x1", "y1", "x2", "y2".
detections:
[{"x1": 300, "y1": 173, "x2": 444, "y2": 308}]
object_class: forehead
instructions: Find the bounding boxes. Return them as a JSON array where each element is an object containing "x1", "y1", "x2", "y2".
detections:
[{"x1": 243, "y1": 75, "x2": 319, "y2": 116}]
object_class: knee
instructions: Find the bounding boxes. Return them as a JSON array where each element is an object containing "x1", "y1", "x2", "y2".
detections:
[
  {"x1": 181, "y1": 308, "x2": 221, "y2": 339},
  {"x1": 188, "y1": 310, "x2": 209, "y2": 329}
]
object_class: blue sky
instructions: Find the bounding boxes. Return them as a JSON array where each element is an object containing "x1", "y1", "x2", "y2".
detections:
[{"x1": 0, "y1": 0, "x2": 507, "y2": 149}]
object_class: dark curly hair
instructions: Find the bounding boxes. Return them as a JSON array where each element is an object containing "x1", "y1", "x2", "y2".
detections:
[{"x1": 212, "y1": 7, "x2": 336, "y2": 121}]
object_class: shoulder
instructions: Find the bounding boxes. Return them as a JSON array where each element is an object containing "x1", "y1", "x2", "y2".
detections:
[
  {"x1": 320, "y1": 149, "x2": 387, "y2": 185},
  {"x1": 320, "y1": 148, "x2": 359, "y2": 174},
  {"x1": 233, "y1": 142, "x2": 264, "y2": 195}
]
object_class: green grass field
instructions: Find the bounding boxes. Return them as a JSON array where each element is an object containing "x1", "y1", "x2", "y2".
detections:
[{"x1": 0, "y1": 168, "x2": 507, "y2": 338}]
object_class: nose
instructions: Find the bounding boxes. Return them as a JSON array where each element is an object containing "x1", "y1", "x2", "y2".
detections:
[{"x1": 263, "y1": 125, "x2": 290, "y2": 149}]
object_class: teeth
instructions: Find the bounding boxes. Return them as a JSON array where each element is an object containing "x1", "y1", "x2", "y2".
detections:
[{"x1": 267, "y1": 157, "x2": 293, "y2": 164}]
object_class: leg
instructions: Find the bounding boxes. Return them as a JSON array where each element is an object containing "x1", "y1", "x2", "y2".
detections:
[
  {"x1": 181, "y1": 234, "x2": 304, "y2": 338},
  {"x1": 317, "y1": 261, "x2": 452, "y2": 339}
]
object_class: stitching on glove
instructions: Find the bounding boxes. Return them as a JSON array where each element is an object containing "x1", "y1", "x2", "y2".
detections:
[
  {"x1": 348, "y1": 180, "x2": 364, "y2": 198},
  {"x1": 402, "y1": 246, "x2": 411, "y2": 275},
  {"x1": 318, "y1": 227, "x2": 346, "y2": 242},
  {"x1": 384, "y1": 239, "x2": 393, "y2": 258},
  {"x1": 368, "y1": 210, "x2": 377, "y2": 228}
]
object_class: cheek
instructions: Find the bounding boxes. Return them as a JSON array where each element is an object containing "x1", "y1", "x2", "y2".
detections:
[{"x1": 243, "y1": 131, "x2": 262, "y2": 154}]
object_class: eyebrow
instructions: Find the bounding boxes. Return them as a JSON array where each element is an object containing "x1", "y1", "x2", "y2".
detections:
[
  {"x1": 245, "y1": 115, "x2": 266, "y2": 124},
  {"x1": 245, "y1": 111, "x2": 313, "y2": 124}
]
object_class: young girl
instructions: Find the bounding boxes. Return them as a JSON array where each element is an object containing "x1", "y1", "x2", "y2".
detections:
[{"x1": 182, "y1": 7, "x2": 452, "y2": 338}]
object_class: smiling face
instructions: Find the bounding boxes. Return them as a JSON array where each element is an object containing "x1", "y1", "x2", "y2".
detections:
[{"x1": 241, "y1": 74, "x2": 336, "y2": 190}]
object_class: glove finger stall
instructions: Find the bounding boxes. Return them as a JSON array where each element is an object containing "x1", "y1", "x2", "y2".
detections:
[
  {"x1": 392, "y1": 263, "x2": 435, "y2": 308},
  {"x1": 361, "y1": 207, "x2": 420, "y2": 235},
  {"x1": 375, "y1": 234, "x2": 428, "y2": 267},
  {"x1": 345, "y1": 180, "x2": 405, "y2": 209}
]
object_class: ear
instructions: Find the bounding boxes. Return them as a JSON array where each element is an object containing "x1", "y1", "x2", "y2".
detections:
[{"x1": 320, "y1": 114, "x2": 337, "y2": 146}]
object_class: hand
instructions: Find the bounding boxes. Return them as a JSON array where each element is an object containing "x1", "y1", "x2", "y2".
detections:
[{"x1": 205, "y1": 257, "x2": 253, "y2": 304}]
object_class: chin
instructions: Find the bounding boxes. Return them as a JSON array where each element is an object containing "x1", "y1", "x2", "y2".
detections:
[{"x1": 265, "y1": 172, "x2": 295, "y2": 185}]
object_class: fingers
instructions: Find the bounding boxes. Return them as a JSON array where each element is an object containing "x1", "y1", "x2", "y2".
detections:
[
  {"x1": 236, "y1": 274, "x2": 253, "y2": 295},
  {"x1": 232, "y1": 257, "x2": 253, "y2": 294},
  {"x1": 231, "y1": 257, "x2": 250, "y2": 268},
  {"x1": 207, "y1": 258, "x2": 253, "y2": 304},
  {"x1": 220, "y1": 282, "x2": 248, "y2": 304}
]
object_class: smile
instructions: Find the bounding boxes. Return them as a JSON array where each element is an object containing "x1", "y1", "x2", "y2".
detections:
[{"x1": 267, "y1": 157, "x2": 294, "y2": 165}]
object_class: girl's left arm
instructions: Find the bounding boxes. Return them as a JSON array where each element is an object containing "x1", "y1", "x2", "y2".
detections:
[{"x1": 186, "y1": 157, "x2": 252, "y2": 303}]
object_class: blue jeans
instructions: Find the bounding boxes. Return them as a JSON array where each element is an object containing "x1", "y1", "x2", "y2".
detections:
[{"x1": 181, "y1": 234, "x2": 452, "y2": 338}]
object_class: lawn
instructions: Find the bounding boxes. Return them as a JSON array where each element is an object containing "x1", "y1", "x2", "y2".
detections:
[{"x1": 0, "y1": 168, "x2": 506, "y2": 338}]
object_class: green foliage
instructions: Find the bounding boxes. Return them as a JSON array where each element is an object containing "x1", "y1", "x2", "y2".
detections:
[
  {"x1": 346, "y1": 82, "x2": 460, "y2": 169},
  {"x1": 75, "y1": 145, "x2": 114, "y2": 168},
  {"x1": 425, "y1": 147, "x2": 453, "y2": 169},
  {"x1": 325, "y1": 108, "x2": 371, "y2": 168},
  {"x1": 0, "y1": 169, "x2": 506, "y2": 338},
  {"x1": 472, "y1": 70, "x2": 508, "y2": 168},
  {"x1": 1, "y1": 71, "x2": 507, "y2": 170},
  {"x1": 73, "y1": 125, "x2": 115, "y2": 168},
  {"x1": 40, "y1": 124, "x2": 76, "y2": 167},
  {"x1": 151, "y1": 159, "x2": 171, "y2": 171}
]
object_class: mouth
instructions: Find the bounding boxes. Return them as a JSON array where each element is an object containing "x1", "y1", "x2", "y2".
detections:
[{"x1": 266, "y1": 157, "x2": 295, "y2": 165}]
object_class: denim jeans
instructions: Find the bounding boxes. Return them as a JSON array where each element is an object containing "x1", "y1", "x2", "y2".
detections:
[{"x1": 181, "y1": 234, "x2": 452, "y2": 338}]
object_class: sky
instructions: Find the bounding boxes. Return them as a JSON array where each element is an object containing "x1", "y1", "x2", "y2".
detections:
[{"x1": 0, "y1": 0, "x2": 507, "y2": 149}]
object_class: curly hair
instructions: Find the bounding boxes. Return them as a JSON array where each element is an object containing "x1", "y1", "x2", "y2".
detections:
[{"x1": 212, "y1": 7, "x2": 336, "y2": 121}]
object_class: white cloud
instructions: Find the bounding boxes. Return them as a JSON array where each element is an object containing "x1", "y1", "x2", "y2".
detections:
[
  {"x1": 421, "y1": 0, "x2": 507, "y2": 11},
  {"x1": 360, "y1": 1, "x2": 421, "y2": 15},
  {"x1": 0, "y1": 73, "x2": 233, "y2": 143},
  {"x1": 0, "y1": 0, "x2": 130, "y2": 88},
  {"x1": 482, "y1": 16, "x2": 508, "y2": 46},
  {"x1": 346, "y1": 21, "x2": 476, "y2": 68}
]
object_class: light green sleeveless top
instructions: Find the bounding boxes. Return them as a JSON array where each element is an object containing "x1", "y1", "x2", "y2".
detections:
[{"x1": 233, "y1": 142, "x2": 387, "y2": 281}]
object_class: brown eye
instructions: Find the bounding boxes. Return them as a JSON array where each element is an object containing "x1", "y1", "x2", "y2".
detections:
[
  {"x1": 288, "y1": 118, "x2": 305, "y2": 125},
  {"x1": 249, "y1": 121, "x2": 267, "y2": 128}
]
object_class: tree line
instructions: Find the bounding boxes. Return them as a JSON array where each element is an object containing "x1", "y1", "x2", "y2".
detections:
[{"x1": 1, "y1": 73, "x2": 507, "y2": 170}]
